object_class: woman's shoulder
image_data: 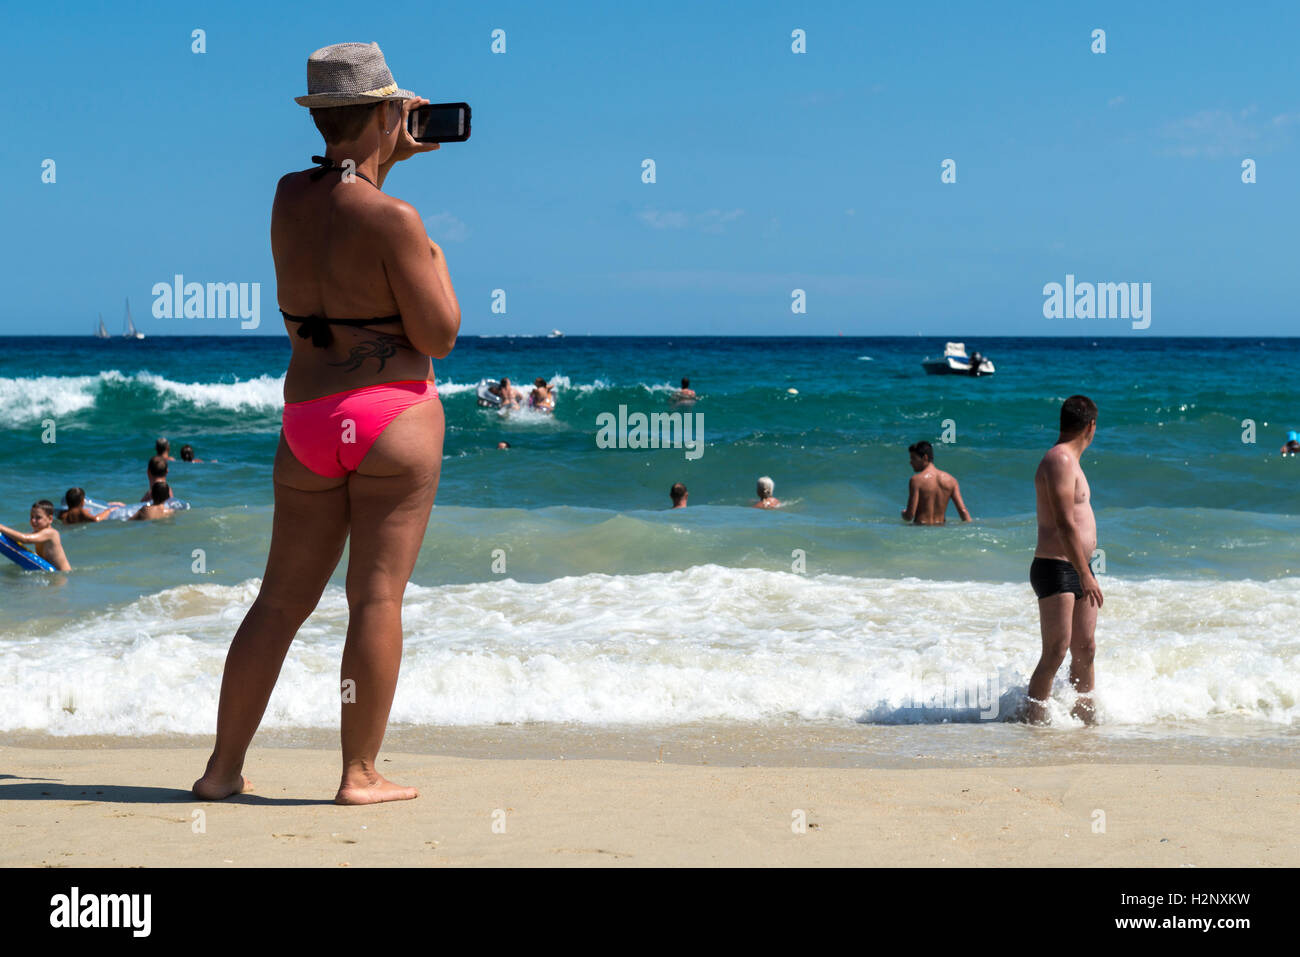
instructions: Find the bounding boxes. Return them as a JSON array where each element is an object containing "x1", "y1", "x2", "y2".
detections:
[{"x1": 276, "y1": 169, "x2": 308, "y2": 189}]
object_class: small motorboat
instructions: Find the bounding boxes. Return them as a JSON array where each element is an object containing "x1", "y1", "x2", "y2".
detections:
[
  {"x1": 548, "y1": 329, "x2": 564, "y2": 338},
  {"x1": 922, "y1": 342, "x2": 994, "y2": 377}
]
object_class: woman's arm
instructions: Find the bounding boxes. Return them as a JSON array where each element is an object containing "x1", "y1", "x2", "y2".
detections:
[{"x1": 382, "y1": 203, "x2": 461, "y2": 358}]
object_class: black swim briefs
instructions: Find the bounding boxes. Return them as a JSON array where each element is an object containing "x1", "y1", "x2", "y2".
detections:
[{"x1": 1029, "y1": 557, "x2": 1084, "y2": 600}]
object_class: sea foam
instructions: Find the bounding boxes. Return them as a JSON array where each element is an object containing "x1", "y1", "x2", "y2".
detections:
[{"x1": 2, "y1": 567, "x2": 1296, "y2": 735}]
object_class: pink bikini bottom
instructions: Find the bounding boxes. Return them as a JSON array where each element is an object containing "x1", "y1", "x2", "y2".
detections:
[{"x1": 282, "y1": 379, "x2": 439, "y2": 477}]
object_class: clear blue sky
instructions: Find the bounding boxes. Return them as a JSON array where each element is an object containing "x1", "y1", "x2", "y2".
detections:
[{"x1": 3, "y1": 0, "x2": 1298, "y2": 336}]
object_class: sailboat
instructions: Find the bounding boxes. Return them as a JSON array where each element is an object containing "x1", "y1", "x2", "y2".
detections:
[
  {"x1": 94, "y1": 314, "x2": 110, "y2": 339},
  {"x1": 122, "y1": 298, "x2": 144, "y2": 340}
]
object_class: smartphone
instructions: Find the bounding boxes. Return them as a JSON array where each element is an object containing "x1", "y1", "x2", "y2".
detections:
[{"x1": 407, "y1": 102, "x2": 471, "y2": 143}]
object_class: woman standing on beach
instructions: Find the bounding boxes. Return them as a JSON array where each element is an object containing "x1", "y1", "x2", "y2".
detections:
[{"x1": 194, "y1": 43, "x2": 460, "y2": 804}]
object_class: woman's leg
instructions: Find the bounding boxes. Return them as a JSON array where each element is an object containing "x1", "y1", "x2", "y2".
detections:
[
  {"x1": 193, "y1": 434, "x2": 349, "y2": 799},
  {"x1": 335, "y1": 397, "x2": 443, "y2": 804}
]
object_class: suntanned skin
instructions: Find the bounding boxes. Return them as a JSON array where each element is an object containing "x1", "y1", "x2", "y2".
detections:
[
  {"x1": 62, "y1": 501, "x2": 126, "y2": 524},
  {"x1": 131, "y1": 502, "x2": 174, "y2": 521},
  {"x1": 1027, "y1": 420, "x2": 1102, "y2": 725},
  {"x1": 530, "y1": 381, "x2": 554, "y2": 411},
  {"x1": 492, "y1": 378, "x2": 523, "y2": 409},
  {"x1": 0, "y1": 508, "x2": 71, "y2": 571},
  {"x1": 194, "y1": 95, "x2": 460, "y2": 806},
  {"x1": 901, "y1": 452, "x2": 971, "y2": 525},
  {"x1": 754, "y1": 488, "x2": 782, "y2": 509},
  {"x1": 140, "y1": 471, "x2": 170, "y2": 502}
]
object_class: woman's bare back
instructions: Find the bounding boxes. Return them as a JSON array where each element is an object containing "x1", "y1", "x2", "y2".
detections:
[{"x1": 272, "y1": 169, "x2": 434, "y2": 401}]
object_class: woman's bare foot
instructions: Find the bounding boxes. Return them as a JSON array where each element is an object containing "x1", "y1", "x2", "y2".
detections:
[
  {"x1": 335, "y1": 768, "x2": 419, "y2": 805},
  {"x1": 192, "y1": 771, "x2": 252, "y2": 800}
]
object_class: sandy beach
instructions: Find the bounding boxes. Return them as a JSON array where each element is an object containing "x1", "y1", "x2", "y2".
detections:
[{"x1": 3, "y1": 746, "x2": 1296, "y2": 867}]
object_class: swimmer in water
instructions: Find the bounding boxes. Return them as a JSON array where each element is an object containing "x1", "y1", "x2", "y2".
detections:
[
  {"x1": 671, "y1": 377, "x2": 696, "y2": 403},
  {"x1": 0, "y1": 501, "x2": 72, "y2": 570},
  {"x1": 133, "y1": 481, "x2": 176, "y2": 521},
  {"x1": 61, "y1": 487, "x2": 126, "y2": 524},
  {"x1": 670, "y1": 482, "x2": 688, "y2": 508},
  {"x1": 491, "y1": 377, "x2": 524, "y2": 410},
  {"x1": 529, "y1": 378, "x2": 555, "y2": 411},
  {"x1": 140, "y1": 455, "x2": 173, "y2": 502},
  {"x1": 753, "y1": 476, "x2": 781, "y2": 509},
  {"x1": 180, "y1": 444, "x2": 205, "y2": 463},
  {"x1": 1281, "y1": 431, "x2": 1300, "y2": 456},
  {"x1": 900, "y1": 441, "x2": 971, "y2": 525}
]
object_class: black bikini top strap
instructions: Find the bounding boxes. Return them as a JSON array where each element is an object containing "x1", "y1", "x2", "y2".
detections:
[
  {"x1": 286, "y1": 312, "x2": 333, "y2": 348},
  {"x1": 280, "y1": 310, "x2": 403, "y2": 348},
  {"x1": 309, "y1": 155, "x2": 376, "y2": 187}
]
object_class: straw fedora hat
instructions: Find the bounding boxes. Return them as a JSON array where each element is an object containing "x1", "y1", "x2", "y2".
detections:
[{"x1": 295, "y1": 42, "x2": 416, "y2": 108}]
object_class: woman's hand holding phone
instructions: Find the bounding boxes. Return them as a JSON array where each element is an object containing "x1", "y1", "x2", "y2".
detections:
[{"x1": 388, "y1": 97, "x2": 441, "y2": 165}]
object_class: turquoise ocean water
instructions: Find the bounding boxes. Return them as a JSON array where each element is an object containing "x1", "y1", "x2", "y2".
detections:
[{"x1": 1, "y1": 335, "x2": 1297, "y2": 747}]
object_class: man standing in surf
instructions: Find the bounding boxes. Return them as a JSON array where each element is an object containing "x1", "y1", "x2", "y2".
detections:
[{"x1": 1026, "y1": 395, "x2": 1102, "y2": 724}]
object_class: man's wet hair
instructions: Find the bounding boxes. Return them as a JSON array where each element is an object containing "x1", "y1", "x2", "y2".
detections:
[
  {"x1": 681, "y1": 377, "x2": 690, "y2": 389},
  {"x1": 180, "y1": 444, "x2": 195, "y2": 462},
  {"x1": 534, "y1": 378, "x2": 547, "y2": 388},
  {"x1": 909, "y1": 441, "x2": 934, "y2": 461},
  {"x1": 156, "y1": 437, "x2": 170, "y2": 456},
  {"x1": 32, "y1": 500, "x2": 55, "y2": 518},
  {"x1": 310, "y1": 103, "x2": 382, "y2": 146},
  {"x1": 65, "y1": 487, "x2": 86, "y2": 509},
  {"x1": 150, "y1": 481, "x2": 171, "y2": 505},
  {"x1": 670, "y1": 482, "x2": 687, "y2": 504},
  {"x1": 147, "y1": 455, "x2": 169, "y2": 479},
  {"x1": 1060, "y1": 395, "x2": 1099, "y2": 436}
]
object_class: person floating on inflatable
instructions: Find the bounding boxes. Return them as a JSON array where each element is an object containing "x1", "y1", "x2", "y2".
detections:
[
  {"x1": 0, "y1": 501, "x2": 71, "y2": 571},
  {"x1": 133, "y1": 481, "x2": 177, "y2": 521},
  {"x1": 61, "y1": 487, "x2": 126, "y2": 524},
  {"x1": 529, "y1": 377, "x2": 555, "y2": 412}
]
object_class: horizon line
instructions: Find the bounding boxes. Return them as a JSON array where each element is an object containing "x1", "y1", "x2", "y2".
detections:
[{"x1": 4, "y1": 332, "x2": 1299, "y2": 340}]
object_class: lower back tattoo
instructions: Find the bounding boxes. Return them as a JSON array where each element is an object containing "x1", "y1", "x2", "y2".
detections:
[{"x1": 328, "y1": 332, "x2": 414, "y2": 373}]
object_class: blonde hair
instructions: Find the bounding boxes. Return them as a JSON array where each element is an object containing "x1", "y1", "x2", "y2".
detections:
[{"x1": 756, "y1": 476, "x2": 774, "y2": 496}]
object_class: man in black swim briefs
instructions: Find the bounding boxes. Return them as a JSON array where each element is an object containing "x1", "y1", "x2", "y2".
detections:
[{"x1": 1026, "y1": 395, "x2": 1103, "y2": 725}]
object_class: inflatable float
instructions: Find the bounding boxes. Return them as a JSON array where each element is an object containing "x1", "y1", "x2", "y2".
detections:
[
  {"x1": 477, "y1": 379, "x2": 555, "y2": 414},
  {"x1": 56, "y1": 493, "x2": 114, "y2": 518},
  {"x1": 98, "y1": 499, "x2": 191, "y2": 521},
  {"x1": 477, "y1": 379, "x2": 507, "y2": 408},
  {"x1": 0, "y1": 532, "x2": 56, "y2": 572},
  {"x1": 56, "y1": 492, "x2": 189, "y2": 521}
]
